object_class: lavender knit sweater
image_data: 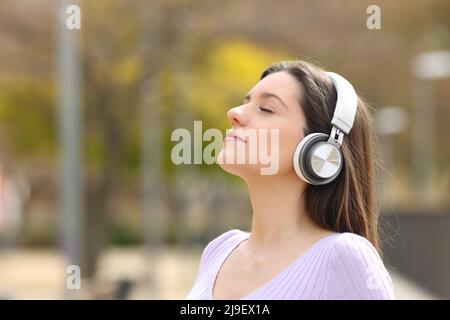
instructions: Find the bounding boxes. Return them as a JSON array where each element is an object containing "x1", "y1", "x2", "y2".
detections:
[{"x1": 186, "y1": 229, "x2": 395, "y2": 300}]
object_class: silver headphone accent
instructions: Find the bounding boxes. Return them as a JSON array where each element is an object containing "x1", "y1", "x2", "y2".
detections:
[{"x1": 293, "y1": 72, "x2": 358, "y2": 185}]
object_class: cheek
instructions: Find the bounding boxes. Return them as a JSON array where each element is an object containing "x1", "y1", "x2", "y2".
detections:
[
  {"x1": 253, "y1": 118, "x2": 304, "y2": 170},
  {"x1": 278, "y1": 127, "x2": 303, "y2": 169}
]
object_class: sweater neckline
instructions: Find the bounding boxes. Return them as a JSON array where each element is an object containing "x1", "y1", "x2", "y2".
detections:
[{"x1": 209, "y1": 230, "x2": 340, "y2": 300}]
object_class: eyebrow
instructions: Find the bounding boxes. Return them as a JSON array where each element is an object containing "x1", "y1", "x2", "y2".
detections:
[{"x1": 244, "y1": 92, "x2": 289, "y2": 110}]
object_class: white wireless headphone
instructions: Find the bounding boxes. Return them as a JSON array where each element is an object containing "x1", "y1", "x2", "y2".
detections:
[{"x1": 293, "y1": 72, "x2": 358, "y2": 185}]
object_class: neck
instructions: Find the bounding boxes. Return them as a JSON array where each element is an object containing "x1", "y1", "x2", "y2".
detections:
[{"x1": 242, "y1": 172, "x2": 323, "y2": 253}]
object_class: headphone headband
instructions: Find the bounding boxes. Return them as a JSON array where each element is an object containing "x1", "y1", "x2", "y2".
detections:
[{"x1": 326, "y1": 72, "x2": 358, "y2": 135}]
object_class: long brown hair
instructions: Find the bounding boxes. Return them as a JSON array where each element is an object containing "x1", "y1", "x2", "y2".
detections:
[{"x1": 261, "y1": 60, "x2": 381, "y2": 253}]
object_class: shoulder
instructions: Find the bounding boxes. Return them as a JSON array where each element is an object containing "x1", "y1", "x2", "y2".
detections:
[
  {"x1": 199, "y1": 229, "x2": 248, "y2": 269},
  {"x1": 331, "y1": 232, "x2": 379, "y2": 259},
  {"x1": 323, "y1": 232, "x2": 395, "y2": 299}
]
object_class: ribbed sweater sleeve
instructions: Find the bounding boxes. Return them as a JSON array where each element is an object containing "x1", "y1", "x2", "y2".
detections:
[{"x1": 321, "y1": 233, "x2": 395, "y2": 299}]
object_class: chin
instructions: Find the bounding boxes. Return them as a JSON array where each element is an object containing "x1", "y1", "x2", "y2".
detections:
[
  {"x1": 217, "y1": 145, "x2": 285, "y2": 177},
  {"x1": 217, "y1": 149, "x2": 257, "y2": 177}
]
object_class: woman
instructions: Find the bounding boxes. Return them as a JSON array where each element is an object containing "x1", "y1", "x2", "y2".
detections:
[{"x1": 186, "y1": 60, "x2": 394, "y2": 300}]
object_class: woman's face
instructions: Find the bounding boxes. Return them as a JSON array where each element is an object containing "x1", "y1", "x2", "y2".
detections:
[{"x1": 218, "y1": 71, "x2": 306, "y2": 178}]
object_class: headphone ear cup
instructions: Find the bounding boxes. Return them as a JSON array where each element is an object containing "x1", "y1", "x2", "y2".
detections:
[
  {"x1": 293, "y1": 133, "x2": 343, "y2": 185},
  {"x1": 293, "y1": 133, "x2": 329, "y2": 184}
]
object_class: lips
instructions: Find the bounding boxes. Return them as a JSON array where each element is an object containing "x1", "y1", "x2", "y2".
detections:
[{"x1": 225, "y1": 131, "x2": 246, "y2": 143}]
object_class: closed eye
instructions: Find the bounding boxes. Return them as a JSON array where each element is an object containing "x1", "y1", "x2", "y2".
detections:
[{"x1": 259, "y1": 106, "x2": 273, "y2": 113}]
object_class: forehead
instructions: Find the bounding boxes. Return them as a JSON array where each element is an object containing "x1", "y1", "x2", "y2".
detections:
[{"x1": 251, "y1": 71, "x2": 302, "y2": 103}]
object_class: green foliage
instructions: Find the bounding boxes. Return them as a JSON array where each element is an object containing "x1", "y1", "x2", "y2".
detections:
[
  {"x1": 109, "y1": 221, "x2": 142, "y2": 245},
  {"x1": 189, "y1": 39, "x2": 283, "y2": 130},
  {"x1": 0, "y1": 81, "x2": 57, "y2": 161}
]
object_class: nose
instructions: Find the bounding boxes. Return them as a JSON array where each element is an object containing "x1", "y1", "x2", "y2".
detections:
[{"x1": 227, "y1": 105, "x2": 248, "y2": 127}]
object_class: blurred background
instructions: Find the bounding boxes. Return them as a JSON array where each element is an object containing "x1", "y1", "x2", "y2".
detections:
[{"x1": 0, "y1": 0, "x2": 449, "y2": 299}]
